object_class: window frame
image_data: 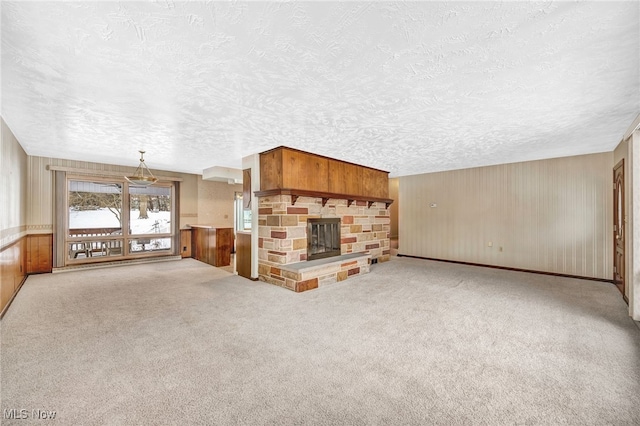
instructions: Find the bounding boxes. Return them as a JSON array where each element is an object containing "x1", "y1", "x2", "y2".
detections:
[{"x1": 63, "y1": 174, "x2": 177, "y2": 265}]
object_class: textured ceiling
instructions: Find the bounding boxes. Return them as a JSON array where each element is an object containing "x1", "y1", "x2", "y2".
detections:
[{"x1": 2, "y1": 1, "x2": 638, "y2": 177}]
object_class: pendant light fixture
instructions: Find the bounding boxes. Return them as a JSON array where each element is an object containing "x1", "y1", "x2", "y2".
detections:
[{"x1": 125, "y1": 150, "x2": 158, "y2": 186}]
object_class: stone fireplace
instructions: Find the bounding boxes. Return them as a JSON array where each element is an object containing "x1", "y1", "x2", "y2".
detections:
[
  {"x1": 256, "y1": 194, "x2": 390, "y2": 291},
  {"x1": 307, "y1": 218, "x2": 341, "y2": 260},
  {"x1": 253, "y1": 146, "x2": 393, "y2": 292}
]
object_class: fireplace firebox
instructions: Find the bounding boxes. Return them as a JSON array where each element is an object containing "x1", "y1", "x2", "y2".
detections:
[{"x1": 307, "y1": 218, "x2": 341, "y2": 261}]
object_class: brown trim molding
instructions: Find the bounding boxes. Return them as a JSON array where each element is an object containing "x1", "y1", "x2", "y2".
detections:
[{"x1": 396, "y1": 254, "x2": 614, "y2": 283}]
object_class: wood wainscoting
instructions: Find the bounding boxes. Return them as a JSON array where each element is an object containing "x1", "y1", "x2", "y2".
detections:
[
  {"x1": 1, "y1": 233, "x2": 54, "y2": 316},
  {"x1": 27, "y1": 234, "x2": 53, "y2": 274},
  {"x1": 1, "y1": 237, "x2": 27, "y2": 316},
  {"x1": 180, "y1": 229, "x2": 192, "y2": 258}
]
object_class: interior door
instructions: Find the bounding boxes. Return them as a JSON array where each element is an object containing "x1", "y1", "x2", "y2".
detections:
[{"x1": 613, "y1": 160, "x2": 626, "y2": 302}]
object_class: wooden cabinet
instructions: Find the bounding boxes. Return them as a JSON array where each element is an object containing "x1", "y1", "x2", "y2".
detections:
[
  {"x1": 190, "y1": 226, "x2": 233, "y2": 267},
  {"x1": 260, "y1": 148, "x2": 284, "y2": 190},
  {"x1": 260, "y1": 146, "x2": 390, "y2": 199},
  {"x1": 328, "y1": 159, "x2": 361, "y2": 195},
  {"x1": 236, "y1": 231, "x2": 252, "y2": 279},
  {"x1": 361, "y1": 167, "x2": 389, "y2": 199},
  {"x1": 281, "y1": 149, "x2": 329, "y2": 192}
]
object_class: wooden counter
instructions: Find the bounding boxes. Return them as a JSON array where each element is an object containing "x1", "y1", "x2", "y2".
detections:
[{"x1": 189, "y1": 225, "x2": 233, "y2": 267}]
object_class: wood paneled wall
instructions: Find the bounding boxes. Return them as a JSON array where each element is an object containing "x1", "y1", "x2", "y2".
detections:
[
  {"x1": 180, "y1": 229, "x2": 192, "y2": 258},
  {"x1": 260, "y1": 146, "x2": 389, "y2": 199},
  {"x1": 2, "y1": 117, "x2": 29, "y2": 316},
  {"x1": 1, "y1": 237, "x2": 27, "y2": 315},
  {"x1": 399, "y1": 152, "x2": 613, "y2": 279},
  {"x1": 1, "y1": 233, "x2": 54, "y2": 315},
  {"x1": 26, "y1": 234, "x2": 53, "y2": 273},
  {"x1": 236, "y1": 231, "x2": 252, "y2": 279}
]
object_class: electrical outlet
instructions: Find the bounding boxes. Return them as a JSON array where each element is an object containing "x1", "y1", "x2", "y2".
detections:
[{"x1": 487, "y1": 242, "x2": 493, "y2": 247}]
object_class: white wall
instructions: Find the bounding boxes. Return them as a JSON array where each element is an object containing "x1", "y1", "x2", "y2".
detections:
[
  {"x1": 399, "y1": 152, "x2": 613, "y2": 279},
  {"x1": 630, "y1": 130, "x2": 639, "y2": 320}
]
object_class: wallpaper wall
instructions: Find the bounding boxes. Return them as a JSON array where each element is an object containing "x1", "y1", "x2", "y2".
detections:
[
  {"x1": 0, "y1": 118, "x2": 28, "y2": 249},
  {"x1": 25, "y1": 157, "x2": 237, "y2": 231},
  {"x1": 196, "y1": 177, "x2": 242, "y2": 228},
  {"x1": 399, "y1": 152, "x2": 613, "y2": 279}
]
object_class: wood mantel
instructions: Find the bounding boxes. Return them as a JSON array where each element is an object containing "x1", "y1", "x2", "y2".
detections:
[{"x1": 254, "y1": 188, "x2": 394, "y2": 209}]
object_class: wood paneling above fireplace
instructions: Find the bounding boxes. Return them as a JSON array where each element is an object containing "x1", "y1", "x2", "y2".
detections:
[{"x1": 260, "y1": 146, "x2": 391, "y2": 200}]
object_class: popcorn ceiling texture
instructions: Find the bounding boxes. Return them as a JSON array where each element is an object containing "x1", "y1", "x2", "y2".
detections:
[{"x1": 1, "y1": 2, "x2": 638, "y2": 176}]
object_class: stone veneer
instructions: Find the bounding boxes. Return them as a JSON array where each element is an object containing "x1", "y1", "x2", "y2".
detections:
[{"x1": 257, "y1": 194, "x2": 391, "y2": 292}]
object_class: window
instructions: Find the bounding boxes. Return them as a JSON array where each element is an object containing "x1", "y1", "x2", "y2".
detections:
[
  {"x1": 234, "y1": 192, "x2": 251, "y2": 232},
  {"x1": 64, "y1": 176, "x2": 176, "y2": 265},
  {"x1": 129, "y1": 185, "x2": 173, "y2": 253}
]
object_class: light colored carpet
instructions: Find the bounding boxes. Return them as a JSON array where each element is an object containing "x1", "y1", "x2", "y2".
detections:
[{"x1": 1, "y1": 257, "x2": 639, "y2": 425}]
